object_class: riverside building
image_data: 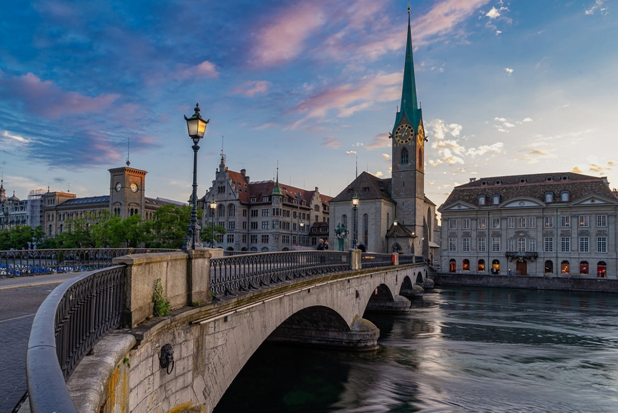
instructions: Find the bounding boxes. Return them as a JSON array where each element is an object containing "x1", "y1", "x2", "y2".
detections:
[{"x1": 438, "y1": 172, "x2": 618, "y2": 278}]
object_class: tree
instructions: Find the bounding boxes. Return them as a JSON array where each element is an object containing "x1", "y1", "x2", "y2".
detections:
[
  {"x1": 201, "y1": 223, "x2": 227, "y2": 246},
  {"x1": 146, "y1": 204, "x2": 218, "y2": 249}
]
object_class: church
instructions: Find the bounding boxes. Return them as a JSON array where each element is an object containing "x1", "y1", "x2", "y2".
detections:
[{"x1": 330, "y1": 9, "x2": 440, "y2": 259}]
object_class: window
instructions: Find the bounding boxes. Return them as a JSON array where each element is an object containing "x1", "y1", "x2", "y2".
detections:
[
  {"x1": 263, "y1": 197, "x2": 269, "y2": 202},
  {"x1": 449, "y1": 238, "x2": 457, "y2": 252},
  {"x1": 517, "y1": 238, "x2": 526, "y2": 252},
  {"x1": 492, "y1": 237, "x2": 500, "y2": 252},
  {"x1": 226, "y1": 234, "x2": 234, "y2": 243},
  {"x1": 449, "y1": 259, "x2": 456, "y2": 273},
  {"x1": 363, "y1": 213, "x2": 369, "y2": 246},
  {"x1": 597, "y1": 237, "x2": 608, "y2": 253},
  {"x1": 580, "y1": 261, "x2": 589, "y2": 275},
  {"x1": 462, "y1": 237, "x2": 470, "y2": 252},
  {"x1": 597, "y1": 261, "x2": 607, "y2": 278},
  {"x1": 561, "y1": 260, "x2": 570, "y2": 274},
  {"x1": 491, "y1": 259, "x2": 500, "y2": 274},
  {"x1": 251, "y1": 210, "x2": 258, "y2": 217},
  {"x1": 262, "y1": 221, "x2": 269, "y2": 230},
  {"x1": 462, "y1": 259, "x2": 470, "y2": 271},
  {"x1": 561, "y1": 237, "x2": 570, "y2": 253},
  {"x1": 478, "y1": 259, "x2": 486, "y2": 272},
  {"x1": 401, "y1": 148, "x2": 409, "y2": 164},
  {"x1": 579, "y1": 237, "x2": 589, "y2": 253},
  {"x1": 261, "y1": 235, "x2": 269, "y2": 244},
  {"x1": 493, "y1": 194, "x2": 500, "y2": 205},
  {"x1": 449, "y1": 219, "x2": 457, "y2": 229},
  {"x1": 227, "y1": 221, "x2": 235, "y2": 230},
  {"x1": 579, "y1": 215, "x2": 589, "y2": 227},
  {"x1": 314, "y1": 205, "x2": 319, "y2": 211},
  {"x1": 242, "y1": 209, "x2": 247, "y2": 217},
  {"x1": 518, "y1": 217, "x2": 526, "y2": 228},
  {"x1": 242, "y1": 221, "x2": 247, "y2": 229},
  {"x1": 242, "y1": 234, "x2": 247, "y2": 243},
  {"x1": 478, "y1": 195, "x2": 486, "y2": 205},
  {"x1": 492, "y1": 218, "x2": 500, "y2": 229},
  {"x1": 544, "y1": 237, "x2": 554, "y2": 252},
  {"x1": 545, "y1": 260, "x2": 553, "y2": 274},
  {"x1": 529, "y1": 217, "x2": 536, "y2": 228},
  {"x1": 507, "y1": 217, "x2": 515, "y2": 228},
  {"x1": 508, "y1": 239, "x2": 514, "y2": 251},
  {"x1": 315, "y1": 215, "x2": 318, "y2": 222},
  {"x1": 282, "y1": 235, "x2": 290, "y2": 244},
  {"x1": 462, "y1": 218, "x2": 470, "y2": 229},
  {"x1": 561, "y1": 191, "x2": 570, "y2": 202},
  {"x1": 478, "y1": 218, "x2": 487, "y2": 229},
  {"x1": 561, "y1": 216, "x2": 570, "y2": 227},
  {"x1": 228, "y1": 204, "x2": 235, "y2": 217},
  {"x1": 218, "y1": 204, "x2": 225, "y2": 217},
  {"x1": 250, "y1": 222, "x2": 258, "y2": 230},
  {"x1": 262, "y1": 209, "x2": 270, "y2": 217},
  {"x1": 597, "y1": 215, "x2": 607, "y2": 227},
  {"x1": 478, "y1": 237, "x2": 486, "y2": 252},
  {"x1": 544, "y1": 216, "x2": 553, "y2": 228},
  {"x1": 217, "y1": 185, "x2": 225, "y2": 194},
  {"x1": 545, "y1": 192, "x2": 554, "y2": 203},
  {"x1": 342, "y1": 214, "x2": 347, "y2": 227},
  {"x1": 251, "y1": 235, "x2": 258, "y2": 244},
  {"x1": 528, "y1": 239, "x2": 536, "y2": 252},
  {"x1": 272, "y1": 220, "x2": 280, "y2": 229}
]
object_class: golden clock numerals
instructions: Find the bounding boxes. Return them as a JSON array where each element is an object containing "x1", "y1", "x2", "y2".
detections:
[{"x1": 395, "y1": 124, "x2": 413, "y2": 144}]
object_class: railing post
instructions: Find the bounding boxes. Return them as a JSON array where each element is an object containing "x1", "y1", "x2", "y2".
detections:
[
  {"x1": 351, "y1": 249, "x2": 361, "y2": 270},
  {"x1": 187, "y1": 249, "x2": 212, "y2": 305}
]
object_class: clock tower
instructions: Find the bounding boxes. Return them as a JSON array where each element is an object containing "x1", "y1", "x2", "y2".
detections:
[
  {"x1": 390, "y1": 7, "x2": 426, "y2": 251},
  {"x1": 109, "y1": 166, "x2": 147, "y2": 219}
]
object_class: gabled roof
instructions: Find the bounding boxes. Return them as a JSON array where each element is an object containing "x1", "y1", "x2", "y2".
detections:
[
  {"x1": 59, "y1": 195, "x2": 110, "y2": 207},
  {"x1": 331, "y1": 172, "x2": 395, "y2": 204}
]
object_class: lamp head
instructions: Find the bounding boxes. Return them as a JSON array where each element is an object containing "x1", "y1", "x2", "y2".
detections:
[
  {"x1": 351, "y1": 192, "x2": 359, "y2": 207},
  {"x1": 184, "y1": 103, "x2": 209, "y2": 144}
]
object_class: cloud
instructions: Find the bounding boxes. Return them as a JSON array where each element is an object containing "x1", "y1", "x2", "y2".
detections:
[
  {"x1": 252, "y1": 2, "x2": 325, "y2": 66},
  {"x1": 53, "y1": 177, "x2": 66, "y2": 183},
  {"x1": 367, "y1": 133, "x2": 390, "y2": 149},
  {"x1": 288, "y1": 72, "x2": 401, "y2": 128},
  {"x1": 494, "y1": 117, "x2": 506, "y2": 122},
  {"x1": 346, "y1": 151, "x2": 357, "y2": 156},
  {"x1": 586, "y1": 0, "x2": 608, "y2": 15},
  {"x1": 175, "y1": 61, "x2": 219, "y2": 80},
  {"x1": 588, "y1": 162, "x2": 613, "y2": 174},
  {"x1": 572, "y1": 166, "x2": 583, "y2": 173},
  {"x1": 529, "y1": 150, "x2": 549, "y2": 156},
  {"x1": 486, "y1": 7, "x2": 501, "y2": 19},
  {"x1": 442, "y1": 149, "x2": 464, "y2": 165},
  {"x1": 429, "y1": 159, "x2": 443, "y2": 167},
  {"x1": 322, "y1": 136, "x2": 341, "y2": 148},
  {"x1": 232, "y1": 81, "x2": 271, "y2": 97},
  {"x1": 0, "y1": 72, "x2": 119, "y2": 119},
  {"x1": 375, "y1": 171, "x2": 384, "y2": 178},
  {"x1": 503, "y1": 122, "x2": 515, "y2": 128},
  {"x1": 3, "y1": 130, "x2": 29, "y2": 144},
  {"x1": 382, "y1": 154, "x2": 391, "y2": 160},
  {"x1": 466, "y1": 142, "x2": 504, "y2": 157},
  {"x1": 428, "y1": 119, "x2": 463, "y2": 141},
  {"x1": 505, "y1": 68, "x2": 513, "y2": 75},
  {"x1": 522, "y1": 117, "x2": 533, "y2": 122}
]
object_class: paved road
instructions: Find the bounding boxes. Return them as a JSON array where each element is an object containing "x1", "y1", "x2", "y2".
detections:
[{"x1": 0, "y1": 274, "x2": 79, "y2": 413}]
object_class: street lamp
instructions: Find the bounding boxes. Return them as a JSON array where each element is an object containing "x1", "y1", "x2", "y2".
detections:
[
  {"x1": 183, "y1": 103, "x2": 209, "y2": 250},
  {"x1": 351, "y1": 192, "x2": 359, "y2": 249},
  {"x1": 300, "y1": 220, "x2": 305, "y2": 246},
  {"x1": 393, "y1": 219, "x2": 398, "y2": 253},
  {"x1": 209, "y1": 199, "x2": 217, "y2": 248}
]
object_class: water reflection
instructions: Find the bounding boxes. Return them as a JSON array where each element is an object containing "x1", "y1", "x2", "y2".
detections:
[{"x1": 214, "y1": 287, "x2": 618, "y2": 413}]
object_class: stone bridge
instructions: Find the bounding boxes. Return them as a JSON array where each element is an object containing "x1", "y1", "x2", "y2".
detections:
[{"x1": 32, "y1": 251, "x2": 429, "y2": 413}]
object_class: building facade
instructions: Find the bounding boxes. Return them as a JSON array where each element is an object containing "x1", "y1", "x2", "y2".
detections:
[
  {"x1": 0, "y1": 180, "x2": 28, "y2": 231},
  {"x1": 198, "y1": 155, "x2": 331, "y2": 252},
  {"x1": 438, "y1": 172, "x2": 618, "y2": 278},
  {"x1": 329, "y1": 11, "x2": 439, "y2": 258}
]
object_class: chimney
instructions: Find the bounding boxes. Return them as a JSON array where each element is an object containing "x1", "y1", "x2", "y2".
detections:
[
  {"x1": 241, "y1": 169, "x2": 246, "y2": 177},
  {"x1": 245, "y1": 176, "x2": 250, "y2": 184},
  {"x1": 469, "y1": 178, "x2": 477, "y2": 182}
]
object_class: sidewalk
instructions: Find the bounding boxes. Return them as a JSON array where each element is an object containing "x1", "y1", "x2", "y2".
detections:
[{"x1": 0, "y1": 272, "x2": 83, "y2": 291}]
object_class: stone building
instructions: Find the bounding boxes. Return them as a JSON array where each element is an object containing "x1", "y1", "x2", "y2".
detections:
[
  {"x1": 198, "y1": 155, "x2": 331, "y2": 252},
  {"x1": 0, "y1": 180, "x2": 28, "y2": 231},
  {"x1": 329, "y1": 11, "x2": 439, "y2": 258},
  {"x1": 438, "y1": 172, "x2": 618, "y2": 278}
]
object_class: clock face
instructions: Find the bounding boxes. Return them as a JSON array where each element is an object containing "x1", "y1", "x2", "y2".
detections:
[
  {"x1": 417, "y1": 124, "x2": 425, "y2": 147},
  {"x1": 115, "y1": 182, "x2": 121, "y2": 192},
  {"x1": 130, "y1": 183, "x2": 138, "y2": 193},
  {"x1": 394, "y1": 124, "x2": 414, "y2": 144}
]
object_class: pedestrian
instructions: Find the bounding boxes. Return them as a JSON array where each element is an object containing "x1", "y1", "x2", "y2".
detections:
[
  {"x1": 317, "y1": 239, "x2": 325, "y2": 250},
  {"x1": 324, "y1": 241, "x2": 329, "y2": 250},
  {"x1": 357, "y1": 243, "x2": 366, "y2": 252}
]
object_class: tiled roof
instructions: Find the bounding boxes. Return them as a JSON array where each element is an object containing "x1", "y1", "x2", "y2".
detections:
[
  {"x1": 440, "y1": 172, "x2": 616, "y2": 209},
  {"x1": 59, "y1": 195, "x2": 110, "y2": 207},
  {"x1": 331, "y1": 172, "x2": 395, "y2": 203},
  {"x1": 145, "y1": 197, "x2": 185, "y2": 207}
]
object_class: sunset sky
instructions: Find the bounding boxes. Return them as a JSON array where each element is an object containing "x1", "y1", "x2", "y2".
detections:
[{"x1": 1, "y1": 0, "x2": 616, "y2": 214}]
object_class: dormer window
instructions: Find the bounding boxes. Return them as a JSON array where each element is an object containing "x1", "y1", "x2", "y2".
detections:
[
  {"x1": 481, "y1": 181, "x2": 488, "y2": 186},
  {"x1": 520, "y1": 178, "x2": 527, "y2": 183},
  {"x1": 546, "y1": 176, "x2": 553, "y2": 182},
  {"x1": 492, "y1": 194, "x2": 500, "y2": 205},
  {"x1": 545, "y1": 192, "x2": 554, "y2": 203},
  {"x1": 250, "y1": 197, "x2": 256, "y2": 203},
  {"x1": 263, "y1": 196, "x2": 269, "y2": 202},
  {"x1": 478, "y1": 195, "x2": 486, "y2": 205},
  {"x1": 560, "y1": 191, "x2": 570, "y2": 202},
  {"x1": 495, "y1": 180, "x2": 502, "y2": 185},
  {"x1": 562, "y1": 175, "x2": 569, "y2": 181}
]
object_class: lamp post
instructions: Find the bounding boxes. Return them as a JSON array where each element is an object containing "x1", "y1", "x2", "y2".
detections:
[
  {"x1": 209, "y1": 199, "x2": 217, "y2": 248},
  {"x1": 182, "y1": 103, "x2": 209, "y2": 251},
  {"x1": 352, "y1": 192, "x2": 359, "y2": 249},
  {"x1": 300, "y1": 220, "x2": 305, "y2": 246},
  {"x1": 393, "y1": 218, "x2": 398, "y2": 253}
]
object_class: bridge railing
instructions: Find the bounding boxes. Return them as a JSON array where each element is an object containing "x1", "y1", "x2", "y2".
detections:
[
  {"x1": 211, "y1": 250, "x2": 351, "y2": 297},
  {"x1": 398, "y1": 254, "x2": 424, "y2": 265},
  {"x1": 361, "y1": 252, "x2": 394, "y2": 268},
  {"x1": 0, "y1": 248, "x2": 178, "y2": 278},
  {"x1": 26, "y1": 265, "x2": 126, "y2": 413}
]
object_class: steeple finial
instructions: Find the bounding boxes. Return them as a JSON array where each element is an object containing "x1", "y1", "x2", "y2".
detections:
[
  {"x1": 126, "y1": 136, "x2": 130, "y2": 166},
  {"x1": 272, "y1": 160, "x2": 282, "y2": 196}
]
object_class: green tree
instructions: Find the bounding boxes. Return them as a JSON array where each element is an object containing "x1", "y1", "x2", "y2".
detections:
[
  {"x1": 146, "y1": 204, "x2": 215, "y2": 249},
  {"x1": 201, "y1": 223, "x2": 227, "y2": 246},
  {"x1": 8, "y1": 226, "x2": 34, "y2": 249}
]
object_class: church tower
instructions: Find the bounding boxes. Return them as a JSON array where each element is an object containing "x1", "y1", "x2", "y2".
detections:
[{"x1": 390, "y1": 6, "x2": 427, "y2": 248}]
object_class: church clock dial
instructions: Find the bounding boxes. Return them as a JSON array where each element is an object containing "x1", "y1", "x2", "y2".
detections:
[
  {"x1": 394, "y1": 124, "x2": 414, "y2": 144},
  {"x1": 130, "y1": 183, "x2": 138, "y2": 193},
  {"x1": 417, "y1": 124, "x2": 425, "y2": 147},
  {"x1": 115, "y1": 182, "x2": 121, "y2": 192}
]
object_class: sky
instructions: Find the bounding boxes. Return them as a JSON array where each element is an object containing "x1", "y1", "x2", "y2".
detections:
[{"x1": 1, "y1": 0, "x2": 617, "y2": 215}]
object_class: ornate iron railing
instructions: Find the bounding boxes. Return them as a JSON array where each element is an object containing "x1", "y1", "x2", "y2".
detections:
[
  {"x1": 211, "y1": 251, "x2": 351, "y2": 296},
  {"x1": 398, "y1": 254, "x2": 423, "y2": 265},
  {"x1": 361, "y1": 252, "x2": 394, "y2": 269},
  {"x1": 26, "y1": 265, "x2": 126, "y2": 413},
  {"x1": 0, "y1": 248, "x2": 177, "y2": 278}
]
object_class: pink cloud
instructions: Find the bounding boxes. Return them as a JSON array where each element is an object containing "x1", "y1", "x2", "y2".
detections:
[
  {"x1": 0, "y1": 72, "x2": 119, "y2": 119},
  {"x1": 175, "y1": 60, "x2": 219, "y2": 80},
  {"x1": 322, "y1": 136, "x2": 341, "y2": 148},
  {"x1": 252, "y1": 2, "x2": 325, "y2": 67},
  {"x1": 232, "y1": 81, "x2": 271, "y2": 97},
  {"x1": 288, "y1": 72, "x2": 401, "y2": 129},
  {"x1": 367, "y1": 133, "x2": 391, "y2": 149}
]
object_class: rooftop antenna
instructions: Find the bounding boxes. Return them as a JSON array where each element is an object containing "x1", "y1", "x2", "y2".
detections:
[
  {"x1": 408, "y1": 0, "x2": 411, "y2": 15},
  {"x1": 221, "y1": 135, "x2": 224, "y2": 156},
  {"x1": 126, "y1": 136, "x2": 130, "y2": 166},
  {"x1": 68, "y1": 182, "x2": 70, "y2": 193}
]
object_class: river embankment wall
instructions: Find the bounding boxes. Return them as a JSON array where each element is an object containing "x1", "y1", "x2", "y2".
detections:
[{"x1": 433, "y1": 273, "x2": 618, "y2": 293}]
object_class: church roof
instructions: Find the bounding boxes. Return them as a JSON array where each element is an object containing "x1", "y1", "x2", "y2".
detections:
[
  {"x1": 331, "y1": 172, "x2": 395, "y2": 204},
  {"x1": 440, "y1": 172, "x2": 616, "y2": 210}
]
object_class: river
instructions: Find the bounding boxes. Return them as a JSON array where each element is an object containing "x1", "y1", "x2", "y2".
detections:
[{"x1": 214, "y1": 287, "x2": 618, "y2": 412}]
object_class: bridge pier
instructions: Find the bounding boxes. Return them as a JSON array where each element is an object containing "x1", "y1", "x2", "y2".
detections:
[{"x1": 365, "y1": 294, "x2": 411, "y2": 314}]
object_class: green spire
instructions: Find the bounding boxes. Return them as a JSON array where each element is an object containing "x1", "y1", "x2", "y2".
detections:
[
  {"x1": 272, "y1": 164, "x2": 282, "y2": 196},
  {"x1": 393, "y1": 8, "x2": 422, "y2": 134}
]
